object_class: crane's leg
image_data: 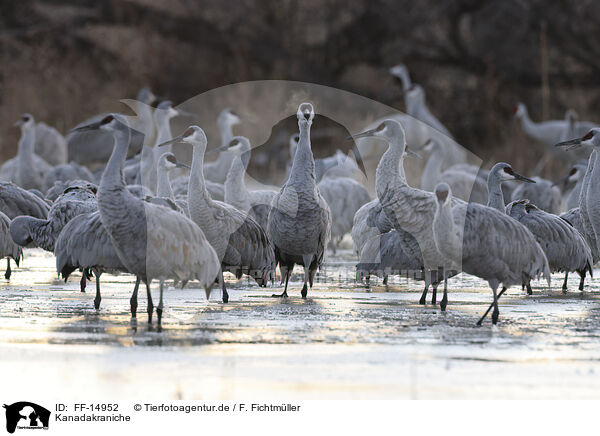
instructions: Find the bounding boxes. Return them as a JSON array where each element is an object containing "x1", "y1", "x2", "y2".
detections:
[
  {"x1": 440, "y1": 278, "x2": 448, "y2": 312},
  {"x1": 579, "y1": 271, "x2": 586, "y2": 291},
  {"x1": 431, "y1": 283, "x2": 438, "y2": 305},
  {"x1": 130, "y1": 277, "x2": 140, "y2": 318},
  {"x1": 383, "y1": 275, "x2": 388, "y2": 286},
  {"x1": 491, "y1": 284, "x2": 500, "y2": 325},
  {"x1": 80, "y1": 273, "x2": 86, "y2": 293},
  {"x1": 146, "y1": 282, "x2": 154, "y2": 324},
  {"x1": 4, "y1": 258, "x2": 11, "y2": 279},
  {"x1": 301, "y1": 254, "x2": 313, "y2": 299},
  {"x1": 220, "y1": 270, "x2": 229, "y2": 303},
  {"x1": 526, "y1": 283, "x2": 533, "y2": 295},
  {"x1": 156, "y1": 280, "x2": 164, "y2": 328},
  {"x1": 477, "y1": 287, "x2": 507, "y2": 326},
  {"x1": 272, "y1": 266, "x2": 290, "y2": 298},
  {"x1": 94, "y1": 270, "x2": 102, "y2": 310},
  {"x1": 562, "y1": 272, "x2": 569, "y2": 293},
  {"x1": 419, "y1": 284, "x2": 429, "y2": 305}
]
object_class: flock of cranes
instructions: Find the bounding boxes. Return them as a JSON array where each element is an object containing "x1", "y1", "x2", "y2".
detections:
[{"x1": 0, "y1": 64, "x2": 599, "y2": 328}]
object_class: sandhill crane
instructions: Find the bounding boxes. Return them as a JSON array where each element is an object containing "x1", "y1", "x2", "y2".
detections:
[
  {"x1": 9, "y1": 184, "x2": 97, "y2": 253},
  {"x1": 223, "y1": 136, "x2": 277, "y2": 231},
  {"x1": 349, "y1": 119, "x2": 457, "y2": 309},
  {"x1": 55, "y1": 211, "x2": 141, "y2": 311},
  {"x1": 0, "y1": 114, "x2": 52, "y2": 190},
  {"x1": 45, "y1": 180, "x2": 97, "y2": 202},
  {"x1": 318, "y1": 177, "x2": 370, "y2": 252},
  {"x1": 203, "y1": 109, "x2": 242, "y2": 184},
  {"x1": 560, "y1": 207, "x2": 597, "y2": 290},
  {"x1": 433, "y1": 183, "x2": 550, "y2": 325},
  {"x1": 268, "y1": 103, "x2": 331, "y2": 298},
  {"x1": 158, "y1": 126, "x2": 276, "y2": 304},
  {"x1": 506, "y1": 199, "x2": 592, "y2": 293},
  {"x1": 0, "y1": 212, "x2": 23, "y2": 279},
  {"x1": 72, "y1": 114, "x2": 220, "y2": 326}
]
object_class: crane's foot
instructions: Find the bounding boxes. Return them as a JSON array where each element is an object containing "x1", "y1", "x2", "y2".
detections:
[
  {"x1": 301, "y1": 283, "x2": 308, "y2": 299},
  {"x1": 562, "y1": 286, "x2": 568, "y2": 294},
  {"x1": 382, "y1": 275, "x2": 388, "y2": 286},
  {"x1": 579, "y1": 277, "x2": 585, "y2": 291},
  {"x1": 222, "y1": 289, "x2": 229, "y2": 304},
  {"x1": 526, "y1": 284, "x2": 532, "y2": 295},
  {"x1": 94, "y1": 296, "x2": 101, "y2": 310},
  {"x1": 4, "y1": 261, "x2": 11, "y2": 280},
  {"x1": 272, "y1": 291, "x2": 288, "y2": 298},
  {"x1": 419, "y1": 295, "x2": 426, "y2": 305},
  {"x1": 156, "y1": 307, "x2": 163, "y2": 327},
  {"x1": 80, "y1": 275, "x2": 86, "y2": 293},
  {"x1": 491, "y1": 309, "x2": 499, "y2": 325}
]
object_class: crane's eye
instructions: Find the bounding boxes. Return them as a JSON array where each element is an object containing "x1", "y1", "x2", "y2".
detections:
[
  {"x1": 376, "y1": 123, "x2": 385, "y2": 132},
  {"x1": 101, "y1": 115, "x2": 114, "y2": 124},
  {"x1": 583, "y1": 131, "x2": 594, "y2": 140},
  {"x1": 166, "y1": 154, "x2": 176, "y2": 164},
  {"x1": 503, "y1": 167, "x2": 514, "y2": 175},
  {"x1": 569, "y1": 168, "x2": 577, "y2": 176},
  {"x1": 229, "y1": 139, "x2": 240, "y2": 147},
  {"x1": 183, "y1": 127, "x2": 195, "y2": 137}
]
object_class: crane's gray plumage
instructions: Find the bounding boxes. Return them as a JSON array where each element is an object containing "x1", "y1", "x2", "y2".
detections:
[
  {"x1": 55, "y1": 210, "x2": 137, "y2": 310},
  {"x1": 511, "y1": 176, "x2": 562, "y2": 214},
  {"x1": 268, "y1": 103, "x2": 331, "y2": 298},
  {"x1": 356, "y1": 229, "x2": 423, "y2": 284},
  {"x1": 0, "y1": 182, "x2": 50, "y2": 219},
  {"x1": 45, "y1": 180, "x2": 97, "y2": 202},
  {"x1": 159, "y1": 126, "x2": 276, "y2": 303},
  {"x1": 43, "y1": 162, "x2": 96, "y2": 192},
  {"x1": 317, "y1": 176, "x2": 370, "y2": 252},
  {"x1": 507, "y1": 199, "x2": 592, "y2": 292},
  {"x1": 224, "y1": 136, "x2": 276, "y2": 231},
  {"x1": 486, "y1": 162, "x2": 535, "y2": 212},
  {"x1": 9, "y1": 184, "x2": 97, "y2": 252},
  {"x1": 554, "y1": 162, "x2": 588, "y2": 213},
  {"x1": 433, "y1": 183, "x2": 550, "y2": 324},
  {"x1": 73, "y1": 114, "x2": 220, "y2": 326}
]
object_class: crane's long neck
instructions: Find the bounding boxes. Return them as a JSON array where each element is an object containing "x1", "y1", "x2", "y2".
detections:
[
  {"x1": 138, "y1": 103, "x2": 155, "y2": 147},
  {"x1": 421, "y1": 147, "x2": 443, "y2": 191},
  {"x1": 156, "y1": 166, "x2": 174, "y2": 199},
  {"x1": 219, "y1": 118, "x2": 234, "y2": 148},
  {"x1": 432, "y1": 199, "x2": 460, "y2": 261},
  {"x1": 101, "y1": 128, "x2": 130, "y2": 190},
  {"x1": 188, "y1": 143, "x2": 217, "y2": 229},
  {"x1": 154, "y1": 114, "x2": 173, "y2": 152},
  {"x1": 487, "y1": 172, "x2": 505, "y2": 212},
  {"x1": 140, "y1": 145, "x2": 156, "y2": 192},
  {"x1": 17, "y1": 126, "x2": 37, "y2": 186},
  {"x1": 288, "y1": 122, "x2": 315, "y2": 187},
  {"x1": 375, "y1": 139, "x2": 406, "y2": 201},
  {"x1": 224, "y1": 152, "x2": 250, "y2": 209}
]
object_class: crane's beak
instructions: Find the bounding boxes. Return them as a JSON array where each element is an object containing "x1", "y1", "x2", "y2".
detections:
[
  {"x1": 404, "y1": 148, "x2": 422, "y2": 159},
  {"x1": 555, "y1": 137, "x2": 583, "y2": 150},
  {"x1": 157, "y1": 135, "x2": 184, "y2": 147},
  {"x1": 175, "y1": 162, "x2": 191, "y2": 170},
  {"x1": 13, "y1": 120, "x2": 24, "y2": 127},
  {"x1": 70, "y1": 120, "x2": 103, "y2": 132},
  {"x1": 512, "y1": 172, "x2": 535, "y2": 183},
  {"x1": 176, "y1": 108, "x2": 195, "y2": 117},
  {"x1": 347, "y1": 128, "x2": 378, "y2": 141}
]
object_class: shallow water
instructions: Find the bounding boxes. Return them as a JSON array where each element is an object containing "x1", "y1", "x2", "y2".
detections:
[{"x1": 2, "y1": 244, "x2": 600, "y2": 399}]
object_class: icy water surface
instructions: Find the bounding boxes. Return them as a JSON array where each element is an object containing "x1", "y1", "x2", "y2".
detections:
[{"x1": 2, "y1": 245, "x2": 600, "y2": 399}]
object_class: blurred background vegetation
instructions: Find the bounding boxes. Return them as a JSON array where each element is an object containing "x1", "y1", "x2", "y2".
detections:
[{"x1": 0, "y1": 0, "x2": 598, "y2": 177}]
